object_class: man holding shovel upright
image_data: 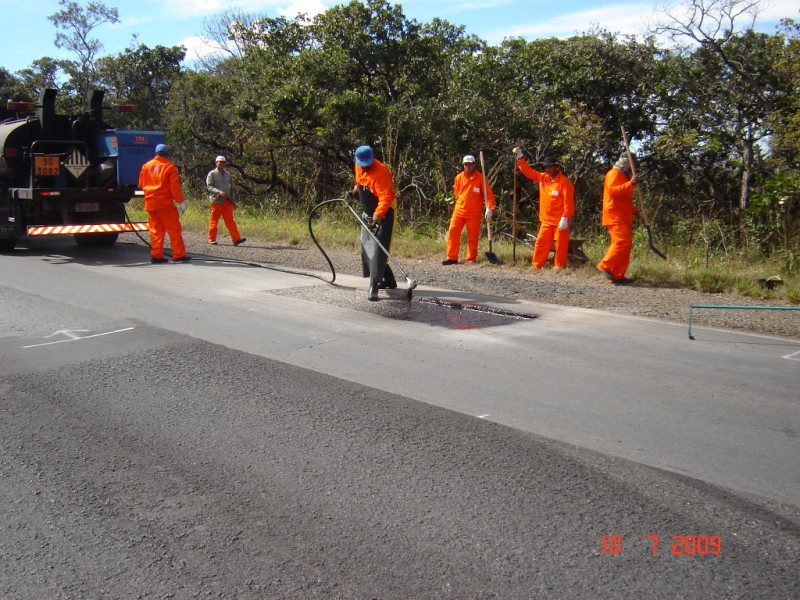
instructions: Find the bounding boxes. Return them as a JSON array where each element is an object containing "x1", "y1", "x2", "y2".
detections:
[
  {"x1": 443, "y1": 154, "x2": 496, "y2": 265},
  {"x1": 598, "y1": 153, "x2": 639, "y2": 285},
  {"x1": 513, "y1": 148, "x2": 574, "y2": 270},
  {"x1": 351, "y1": 145, "x2": 398, "y2": 301}
]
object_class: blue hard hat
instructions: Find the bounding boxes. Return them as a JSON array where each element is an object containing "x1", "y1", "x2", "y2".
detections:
[
  {"x1": 355, "y1": 145, "x2": 374, "y2": 167},
  {"x1": 155, "y1": 143, "x2": 169, "y2": 155}
]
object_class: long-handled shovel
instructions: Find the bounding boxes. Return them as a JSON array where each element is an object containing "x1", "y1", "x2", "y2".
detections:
[
  {"x1": 512, "y1": 164, "x2": 518, "y2": 264},
  {"x1": 480, "y1": 150, "x2": 502, "y2": 265},
  {"x1": 621, "y1": 126, "x2": 667, "y2": 260}
]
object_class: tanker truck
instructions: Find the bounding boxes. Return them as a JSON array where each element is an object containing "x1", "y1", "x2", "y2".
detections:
[{"x1": 0, "y1": 88, "x2": 164, "y2": 252}]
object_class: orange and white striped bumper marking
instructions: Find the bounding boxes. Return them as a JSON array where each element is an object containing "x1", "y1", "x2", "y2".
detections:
[{"x1": 27, "y1": 222, "x2": 149, "y2": 236}]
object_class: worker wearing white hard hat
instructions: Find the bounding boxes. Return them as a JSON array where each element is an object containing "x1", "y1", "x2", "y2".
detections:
[
  {"x1": 442, "y1": 154, "x2": 495, "y2": 265},
  {"x1": 206, "y1": 155, "x2": 246, "y2": 246}
]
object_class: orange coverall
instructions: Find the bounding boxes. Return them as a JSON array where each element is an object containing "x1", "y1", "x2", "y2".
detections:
[
  {"x1": 355, "y1": 159, "x2": 397, "y2": 220},
  {"x1": 597, "y1": 167, "x2": 637, "y2": 280},
  {"x1": 446, "y1": 169, "x2": 495, "y2": 262},
  {"x1": 516, "y1": 158, "x2": 575, "y2": 269},
  {"x1": 138, "y1": 155, "x2": 186, "y2": 261},
  {"x1": 355, "y1": 159, "x2": 398, "y2": 285}
]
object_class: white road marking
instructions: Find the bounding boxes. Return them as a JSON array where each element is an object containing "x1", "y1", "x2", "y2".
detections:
[
  {"x1": 22, "y1": 327, "x2": 135, "y2": 348},
  {"x1": 783, "y1": 350, "x2": 800, "y2": 361}
]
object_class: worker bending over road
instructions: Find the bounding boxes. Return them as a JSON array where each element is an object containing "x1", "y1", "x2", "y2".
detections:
[{"x1": 351, "y1": 145, "x2": 398, "y2": 301}]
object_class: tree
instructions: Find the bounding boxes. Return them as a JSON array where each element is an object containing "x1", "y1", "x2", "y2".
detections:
[
  {"x1": 653, "y1": 0, "x2": 775, "y2": 210},
  {"x1": 95, "y1": 43, "x2": 186, "y2": 130},
  {"x1": 48, "y1": 0, "x2": 120, "y2": 102},
  {"x1": 0, "y1": 67, "x2": 25, "y2": 101}
]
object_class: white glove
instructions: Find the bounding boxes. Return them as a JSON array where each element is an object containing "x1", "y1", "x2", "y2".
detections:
[
  {"x1": 177, "y1": 202, "x2": 187, "y2": 215},
  {"x1": 558, "y1": 216, "x2": 569, "y2": 231},
  {"x1": 513, "y1": 147, "x2": 524, "y2": 160},
  {"x1": 484, "y1": 207, "x2": 493, "y2": 220}
]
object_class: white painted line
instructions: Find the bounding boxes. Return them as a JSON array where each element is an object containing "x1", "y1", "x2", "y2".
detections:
[
  {"x1": 477, "y1": 414, "x2": 491, "y2": 419},
  {"x1": 783, "y1": 350, "x2": 800, "y2": 361},
  {"x1": 22, "y1": 327, "x2": 135, "y2": 349}
]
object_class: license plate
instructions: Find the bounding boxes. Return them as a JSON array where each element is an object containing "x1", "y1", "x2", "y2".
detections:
[
  {"x1": 75, "y1": 202, "x2": 99, "y2": 213},
  {"x1": 35, "y1": 155, "x2": 60, "y2": 176}
]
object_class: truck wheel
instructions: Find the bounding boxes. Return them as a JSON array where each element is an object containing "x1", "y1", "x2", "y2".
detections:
[
  {"x1": 0, "y1": 238, "x2": 17, "y2": 253},
  {"x1": 74, "y1": 232, "x2": 119, "y2": 247}
]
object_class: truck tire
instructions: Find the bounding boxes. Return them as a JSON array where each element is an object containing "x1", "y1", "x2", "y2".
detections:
[
  {"x1": 0, "y1": 238, "x2": 17, "y2": 252},
  {"x1": 74, "y1": 232, "x2": 119, "y2": 247}
]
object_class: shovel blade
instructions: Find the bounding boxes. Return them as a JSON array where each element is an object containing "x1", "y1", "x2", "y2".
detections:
[{"x1": 485, "y1": 251, "x2": 502, "y2": 265}]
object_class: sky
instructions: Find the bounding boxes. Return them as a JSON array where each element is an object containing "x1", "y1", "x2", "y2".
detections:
[{"x1": 2, "y1": 0, "x2": 799, "y2": 75}]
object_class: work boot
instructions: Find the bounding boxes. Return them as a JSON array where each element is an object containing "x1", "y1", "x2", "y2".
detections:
[
  {"x1": 377, "y1": 264, "x2": 396, "y2": 289},
  {"x1": 172, "y1": 256, "x2": 192, "y2": 263},
  {"x1": 442, "y1": 259, "x2": 458, "y2": 265},
  {"x1": 233, "y1": 238, "x2": 247, "y2": 246},
  {"x1": 368, "y1": 282, "x2": 379, "y2": 301},
  {"x1": 150, "y1": 257, "x2": 168, "y2": 264}
]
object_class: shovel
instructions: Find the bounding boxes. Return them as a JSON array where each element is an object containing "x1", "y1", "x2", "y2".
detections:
[
  {"x1": 480, "y1": 150, "x2": 502, "y2": 265},
  {"x1": 512, "y1": 164, "x2": 518, "y2": 264},
  {"x1": 621, "y1": 126, "x2": 667, "y2": 260}
]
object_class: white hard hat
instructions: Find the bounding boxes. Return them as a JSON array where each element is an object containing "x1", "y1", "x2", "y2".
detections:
[
  {"x1": 462, "y1": 155, "x2": 475, "y2": 164},
  {"x1": 215, "y1": 155, "x2": 227, "y2": 162}
]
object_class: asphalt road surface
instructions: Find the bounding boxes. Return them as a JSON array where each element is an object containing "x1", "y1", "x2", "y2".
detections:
[{"x1": 1, "y1": 238, "x2": 798, "y2": 598}]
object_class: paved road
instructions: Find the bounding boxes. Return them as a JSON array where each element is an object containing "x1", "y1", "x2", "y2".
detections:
[{"x1": 0, "y1": 238, "x2": 798, "y2": 597}]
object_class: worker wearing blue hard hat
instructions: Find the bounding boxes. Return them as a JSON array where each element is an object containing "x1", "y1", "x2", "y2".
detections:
[
  {"x1": 351, "y1": 145, "x2": 398, "y2": 301},
  {"x1": 139, "y1": 144, "x2": 189, "y2": 263}
]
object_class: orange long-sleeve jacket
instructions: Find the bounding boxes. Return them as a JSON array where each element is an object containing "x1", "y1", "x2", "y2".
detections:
[
  {"x1": 138, "y1": 155, "x2": 184, "y2": 212},
  {"x1": 602, "y1": 167, "x2": 637, "y2": 226},
  {"x1": 453, "y1": 169, "x2": 495, "y2": 218},
  {"x1": 516, "y1": 158, "x2": 575, "y2": 224},
  {"x1": 355, "y1": 159, "x2": 397, "y2": 219}
]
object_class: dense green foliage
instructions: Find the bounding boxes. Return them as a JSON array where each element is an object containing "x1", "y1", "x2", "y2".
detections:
[{"x1": 4, "y1": 0, "x2": 799, "y2": 269}]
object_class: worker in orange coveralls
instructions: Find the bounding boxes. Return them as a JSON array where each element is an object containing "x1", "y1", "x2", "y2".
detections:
[
  {"x1": 512, "y1": 148, "x2": 575, "y2": 270},
  {"x1": 138, "y1": 144, "x2": 190, "y2": 264},
  {"x1": 597, "y1": 153, "x2": 639, "y2": 285},
  {"x1": 350, "y1": 145, "x2": 397, "y2": 301},
  {"x1": 442, "y1": 154, "x2": 495, "y2": 265}
]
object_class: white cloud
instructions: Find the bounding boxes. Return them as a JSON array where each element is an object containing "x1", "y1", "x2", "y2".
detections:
[
  {"x1": 488, "y1": 3, "x2": 656, "y2": 41},
  {"x1": 760, "y1": 0, "x2": 800, "y2": 22},
  {"x1": 276, "y1": 0, "x2": 329, "y2": 19},
  {"x1": 159, "y1": 0, "x2": 330, "y2": 19},
  {"x1": 179, "y1": 35, "x2": 218, "y2": 63}
]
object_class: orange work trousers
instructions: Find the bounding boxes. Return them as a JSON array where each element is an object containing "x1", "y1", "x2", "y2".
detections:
[
  {"x1": 532, "y1": 221, "x2": 569, "y2": 269},
  {"x1": 446, "y1": 213, "x2": 482, "y2": 262},
  {"x1": 208, "y1": 199, "x2": 241, "y2": 243},
  {"x1": 597, "y1": 224, "x2": 633, "y2": 280},
  {"x1": 148, "y1": 205, "x2": 185, "y2": 260}
]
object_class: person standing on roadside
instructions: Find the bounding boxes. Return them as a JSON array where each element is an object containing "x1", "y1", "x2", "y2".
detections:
[
  {"x1": 442, "y1": 154, "x2": 495, "y2": 265},
  {"x1": 350, "y1": 145, "x2": 397, "y2": 301},
  {"x1": 206, "y1": 156, "x2": 246, "y2": 246},
  {"x1": 597, "y1": 153, "x2": 639, "y2": 284},
  {"x1": 512, "y1": 148, "x2": 574, "y2": 270},
  {"x1": 138, "y1": 143, "x2": 190, "y2": 264}
]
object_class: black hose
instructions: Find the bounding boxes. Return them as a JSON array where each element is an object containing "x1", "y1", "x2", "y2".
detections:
[{"x1": 308, "y1": 197, "x2": 346, "y2": 285}]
